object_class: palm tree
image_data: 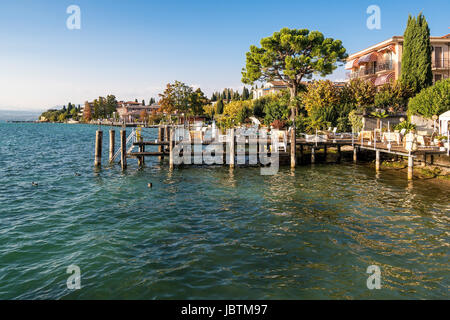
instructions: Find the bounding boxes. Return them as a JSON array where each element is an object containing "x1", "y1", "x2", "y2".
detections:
[{"x1": 370, "y1": 110, "x2": 389, "y2": 129}]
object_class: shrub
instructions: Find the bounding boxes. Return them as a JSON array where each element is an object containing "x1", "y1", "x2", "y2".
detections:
[
  {"x1": 348, "y1": 109, "x2": 363, "y2": 132},
  {"x1": 223, "y1": 100, "x2": 253, "y2": 125},
  {"x1": 394, "y1": 121, "x2": 416, "y2": 133},
  {"x1": 271, "y1": 120, "x2": 286, "y2": 129},
  {"x1": 374, "y1": 81, "x2": 414, "y2": 112},
  {"x1": 408, "y1": 79, "x2": 450, "y2": 118},
  {"x1": 263, "y1": 98, "x2": 290, "y2": 126}
]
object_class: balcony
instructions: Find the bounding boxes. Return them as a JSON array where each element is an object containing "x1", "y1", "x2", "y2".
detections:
[
  {"x1": 432, "y1": 59, "x2": 450, "y2": 69},
  {"x1": 346, "y1": 68, "x2": 376, "y2": 80},
  {"x1": 376, "y1": 60, "x2": 394, "y2": 73}
]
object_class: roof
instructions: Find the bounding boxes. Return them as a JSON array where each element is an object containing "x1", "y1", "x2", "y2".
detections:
[
  {"x1": 268, "y1": 81, "x2": 288, "y2": 87},
  {"x1": 439, "y1": 110, "x2": 450, "y2": 120},
  {"x1": 347, "y1": 34, "x2": 450, "y2": 60}
]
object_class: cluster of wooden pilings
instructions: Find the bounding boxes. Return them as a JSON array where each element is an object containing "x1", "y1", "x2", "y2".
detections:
[{"x1": 94, "y1": 126, "x2": 424, "y2": 180}]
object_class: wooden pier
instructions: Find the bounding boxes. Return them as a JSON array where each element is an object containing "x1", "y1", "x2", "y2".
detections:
[{"x1": 93, "y1": 126, "x2": 449, "y2": 180}]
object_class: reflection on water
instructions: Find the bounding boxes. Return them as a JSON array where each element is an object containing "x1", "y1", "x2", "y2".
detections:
[{"x1": 0, "y1": 123, "x2": 448, "y2": 300}]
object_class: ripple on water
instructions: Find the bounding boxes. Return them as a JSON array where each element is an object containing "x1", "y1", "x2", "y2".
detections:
[{"x1": 0, "y1": 123, "x2": 448, "y2": 299}]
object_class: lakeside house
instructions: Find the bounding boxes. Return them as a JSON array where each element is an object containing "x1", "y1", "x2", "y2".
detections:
[
  {"x1": 345, "y1": 34, "x2": 450, "y2": 86},
  {"x1": 252, "y1": 80, "x2": 347, "y2": 100},
  {"x1": 117, "y1": 101, "x2": 160, "y2": 122},
  {"x1": 252, "y1": 81, "x2": 290, "y2": 99}
]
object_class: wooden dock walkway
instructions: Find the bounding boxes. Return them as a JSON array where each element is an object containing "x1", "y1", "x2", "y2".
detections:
[{"x1": 93, "y1": 126, "x2": 449, "y2": 180}]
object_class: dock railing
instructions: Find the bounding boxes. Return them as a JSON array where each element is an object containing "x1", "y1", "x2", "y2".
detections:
[{"x1": 111, "y1": 129, "x2": 136, "y2": 162}]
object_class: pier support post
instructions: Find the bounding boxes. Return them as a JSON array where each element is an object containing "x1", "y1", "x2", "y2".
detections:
[
  {"x1": 95, "y1": 130, "x2": 103, "y2": 167},
  {"x1": 229, "y1": 128, "x2": 235, "y2": 168},
  {"x1": 337, "y1": 145, "x2": 341, "y2": 163},
  {"x1": 120, "y1": 130, "x2": 127, "y2": 171},
  {"x1": 353, "y1": 147, "x2": 358, "y2": 163},
  {"x1": 109, "y1": 130, "x2": 115, "y2": 164},
  {"x1": 375, "y1": 150, "x2": 380, "y2": 172},
  {"x1": 323, "y1": 145, "x2": 327, "y2": 162},
  {"x1": 290, "y1": 127, "x2": 296, "y2": 168},
  {"x1": 164, "y1": 125, "x2": 169, "y2": 154},
  {"x1": 169, "y1": 129, "x2": 174, "y2": 169},
  {"x1": 408, "y1": 156, "x2": 414, "y2": 180},
  {"x1": 158, "y1": 126, "x2": 164, "y2": 161},
  {"x1": 311, "y1": 147, "x2": 315, "y2": 164}
]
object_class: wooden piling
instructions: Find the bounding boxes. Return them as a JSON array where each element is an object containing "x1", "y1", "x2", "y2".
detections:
[
  {"x1": 109, "y1": 130, "x2": 115, "y2": 164},
  {"x1": 158, "y1": 126, "x2": 164, "y2": 161},
  {"x1": 353, "y1": 146, "x2": 358, "y2": 163},
  {"x1": 95, "y1": 130, "x2": 103, "y2": 167},
  {"x1": 120, "y1": 130, "x2": 127, "y2": 170},
  {"x1": 290, "y1": 127, "x2": 296, "y2": 168},
  {"x1": 169, "y1": 129, "x2": 174, "y2": 169},
  {"x1": 229, "y1": 128, "x2": 235, "y2": 168},
  {"x1": 408, "y1": 156, "x2": 414, "y2": 180},
  {"x1": 323, "y1": 145, "x2": 327, "y2": 162},
  {"x1": 311, "y1": 147, "x2": 315, "y2": 164},
  {"x1": 375, "y1": 150, "x2": 380, "y2": 172}
]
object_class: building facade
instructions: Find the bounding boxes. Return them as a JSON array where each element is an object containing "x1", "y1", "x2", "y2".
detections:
[
  {"x1": 252, "y1": 81, "x2": 289, "y2": 99},
  {"x1": 345, "y1": 34, "x2": 450, "y2": 86},
  {"x1": 117, "y1": 101, "x2": 160, "y2": 122}
]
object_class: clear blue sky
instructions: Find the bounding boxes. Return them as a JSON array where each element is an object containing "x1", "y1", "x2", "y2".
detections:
[{"x1": 0, "y1": 0, "x2": 449, "y2": 110}]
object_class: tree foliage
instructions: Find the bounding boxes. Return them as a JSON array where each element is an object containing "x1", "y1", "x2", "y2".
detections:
[
  {"x1": 374, "y1": 81, "x2": 413, "y2": 112},
  {"x1": 400, "y1": 13, "x2": 433, "y2": 95},
  {"x1": 242, "y1": 28, "x2": 347, "y2": 116},
  {"x1": 158, "y1": 81, "x2": 193, "y2": 115},
  {"x1": 408, "y1": 79, "x2": 450, "y2": 118}
]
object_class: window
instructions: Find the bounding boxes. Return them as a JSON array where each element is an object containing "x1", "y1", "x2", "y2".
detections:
[{"x1": 435, "y1": 74, "x2": 442, "y2": 83}]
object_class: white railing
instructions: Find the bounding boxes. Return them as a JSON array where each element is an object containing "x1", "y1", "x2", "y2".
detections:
[{"x1": 112, "y1": 129, "x2": 136, "y2": 162}]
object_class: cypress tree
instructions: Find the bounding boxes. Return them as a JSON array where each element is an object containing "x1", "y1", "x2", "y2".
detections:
[
  {"x1": 242, "y1": 87, "x2": 249, "y2": 100},
  {"x1": 401, "y1": 13, "x2": 433, "y2": 95},
  {"x1": 216, "y1": 99, "x2": 224, "y2": 114}
]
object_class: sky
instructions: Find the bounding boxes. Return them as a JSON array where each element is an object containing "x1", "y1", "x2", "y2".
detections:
[{"x1": 0, "y1": 0, "x2": 449, "y2": 111}]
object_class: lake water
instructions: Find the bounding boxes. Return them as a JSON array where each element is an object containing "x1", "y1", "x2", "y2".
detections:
[{"x1": 0, "y1": 123, "x2": 448, "y2": 299}]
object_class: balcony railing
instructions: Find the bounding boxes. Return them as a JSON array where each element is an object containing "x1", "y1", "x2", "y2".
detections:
[
  {"x1": 346, "y1": 68, "x2": 376, "y2": 80},
  {"x1": 432, "y1": 59, "x2": 450, "y2": 69},
  {"x1": 376, "y1": 60, "x2": 394, "y2": 72}
]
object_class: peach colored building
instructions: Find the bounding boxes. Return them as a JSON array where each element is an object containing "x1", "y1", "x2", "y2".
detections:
[
  {"x1": 345, "y1": 34, "x2": 450, "y2": 86},
  {"x1": 252, "y1": 81, "x2": 289, "y2": 99}
]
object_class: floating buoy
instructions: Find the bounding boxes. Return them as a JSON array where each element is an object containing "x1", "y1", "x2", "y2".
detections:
[{"x1": 148, "y1": 183, "x2": 152, "y2": 188}]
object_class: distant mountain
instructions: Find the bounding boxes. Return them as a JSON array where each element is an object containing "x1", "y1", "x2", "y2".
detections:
[{"x1": 0, "y1": 109, "x2": 43, "y2": 121}]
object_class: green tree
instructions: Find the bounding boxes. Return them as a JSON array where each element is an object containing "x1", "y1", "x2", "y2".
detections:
[
  {"x1": 223, "y1": 100, "x2": 253, "y2": 125},
  {"x1": 158, "y1": 81, "x2": 193, "y2": 116},
  {"x1": 302, "y1": 80, "x2": 341, "y2": 124},
  {"x1": 242, "y1": 28, "x2": 347, "y2": 117},
  {"x1": 189, "y1": 88, "x2": 209, "y2": 115},
  {"x1": 374, "y1": 81, "x2": 413, "y2": 112},
  {"x1": 241, "y1": 87, "x2": 250, "y2": 100},
  {"x1": 408, "y1": 79, "x2": 450, "y2": 118},
  {"x1": 342, "y1": 78, "x2": 375, "y2": 108},
  {"x1": 105, "y1": 95, "x2": 118, "y2": 117},
  {"x1": 400, "y1": 13, "x2": 433, "y2": 95},
  {"x1": 216, "y1": 99, "x2": 224, "y2": 114},
  {"x1": 263, "y1": 94, "x2": 291, "y2": 126}
]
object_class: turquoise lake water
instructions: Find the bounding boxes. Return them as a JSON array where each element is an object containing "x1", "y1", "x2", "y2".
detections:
[{"x1": 0, "y1": 123, "x2": 448, "y2": 299}]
